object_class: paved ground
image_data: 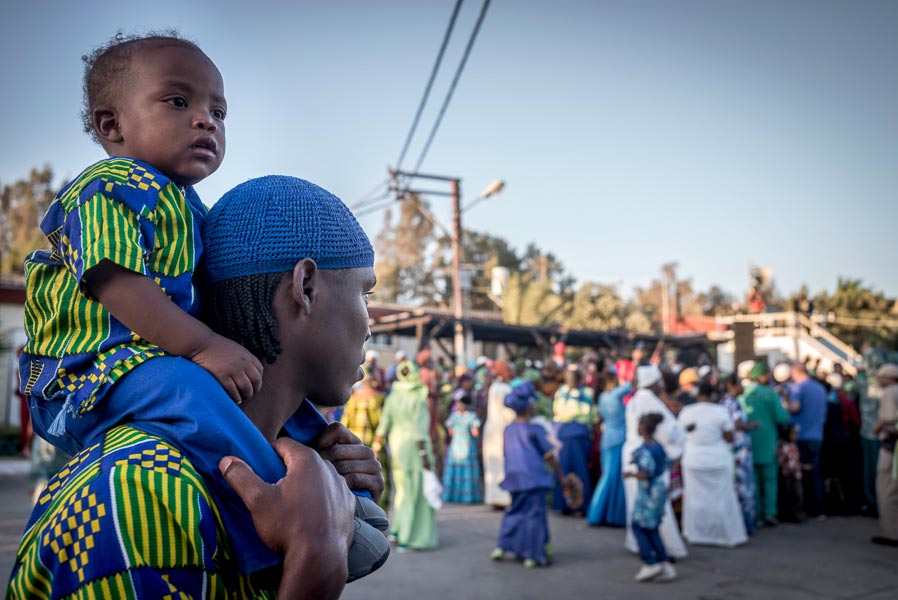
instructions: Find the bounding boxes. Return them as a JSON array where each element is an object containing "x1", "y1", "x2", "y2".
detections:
[{"x1": 3, "y1": 465, "x2": 897, "y2": 599}]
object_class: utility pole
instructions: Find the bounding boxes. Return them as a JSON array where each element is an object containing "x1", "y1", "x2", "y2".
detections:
[
  {"x1": 389, "y1": 169, "x2": 467, "y2": 367},
  {"x1": 450, "y1": 178, "x2": 466, "y2": 367}
]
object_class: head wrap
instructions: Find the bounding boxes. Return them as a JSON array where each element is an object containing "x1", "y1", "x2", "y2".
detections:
[
  {"x1": 737, "y1": 360, "x2": 756, "y2": 381},
  {"x1": 773, "y1": 363, "x2": 792, "y2": 383},
  {"x1": 678, "y1": 368, "x2": 699, "y2": 387},
  {"x1": 615, "y1": 359, "x2": 634, "y2": 383},
  {"x1": 877, "y1": 363, "x2": 898, "y2": 381},
  {"x1": 749, "y1": 361, "x2": 770, "y2": 380},
  {"x1": 504, "y1": 380, "x2": 538, "y2": 414},
  {"x1": 636, "y1": 365, "x2": 663, "y2": 389},
  {"x1": 395, "y1": 361, "x2": 421, "y2": 383},
  {"x1": 203, "y1": 175, "x2": 374, "y2": 284},
  {"x1": 452, "y1": 388, "x2": 471, "y2": 404},
  {"x1": 492, "y1": 359, "x2": 513, "y2": 382}
]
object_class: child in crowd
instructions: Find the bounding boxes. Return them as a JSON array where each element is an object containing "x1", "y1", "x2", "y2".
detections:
[
  {"x1": 443, "y1": 390, "x2": 483, "y2": 503},
  {"x1": 625, "y1": 413, "x2": 677, "y2": 583},
  {"x1": 18, "y1": 32, "x2": 386, "y2": 581},
  {"x1": 778, "y1": 424, "x2": 806, "y2": 522},
  {"x1": 491, "y1": 381, "x2": 571, "y2": 568}
]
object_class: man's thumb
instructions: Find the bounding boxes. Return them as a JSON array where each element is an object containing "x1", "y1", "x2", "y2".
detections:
[{"x1": 219, "y1": 456, "x2": 267, "y2": 508}]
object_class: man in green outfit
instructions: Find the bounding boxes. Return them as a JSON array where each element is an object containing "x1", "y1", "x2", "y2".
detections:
[{"x1": 742, "y1": 362, "x2": 792, "y2": 527}]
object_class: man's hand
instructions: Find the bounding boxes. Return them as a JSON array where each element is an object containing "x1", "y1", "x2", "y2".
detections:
[
  {"x1": 315, "y1": 423, "x2": 385, "y2": 504},
  {"x1": 190, "y1": 333, "x2": 263, "y2": 404},
  {"x1": 219, "y1": 438, "x2": 354, "y2": 599}
]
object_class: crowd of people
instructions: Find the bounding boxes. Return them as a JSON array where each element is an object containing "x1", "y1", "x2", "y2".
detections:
[{"x1": 338, "y1": 342, "x2": 898, "y2": 582}]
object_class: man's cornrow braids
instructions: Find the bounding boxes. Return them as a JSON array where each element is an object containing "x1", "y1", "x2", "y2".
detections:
[{"x1": 205, "y1": 272, "x2": 288, "y2": 364}]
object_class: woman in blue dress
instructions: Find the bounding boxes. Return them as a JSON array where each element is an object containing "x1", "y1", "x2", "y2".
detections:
[
  {"x1": 552, "y1": 366, "x2": 596, "y2": 514},
  {"x1": 443, "y1": 390, "x2": 483, "y2": 503},
  {"x1": 586, "y1": 361, "x2": 632, "y2": 526}
]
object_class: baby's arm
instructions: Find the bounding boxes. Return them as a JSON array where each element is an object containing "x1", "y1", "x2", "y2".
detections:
[{"x1": 84, "y1": 260, "x2": 263, "y2": 403}]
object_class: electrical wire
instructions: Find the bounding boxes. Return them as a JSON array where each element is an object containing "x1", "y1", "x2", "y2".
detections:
[
  {"x1": 355, "y1": 192, "x2": 398, "y2": 218},
  {"x1": 350, "y1": 178, "x2": 391, "y2": 210},
  {"x1": 411, "y1": 0, "x2": 491, "y2": 176},
  {"x1": 395, "y1": 0, "x2": 465, "y2": 172}
]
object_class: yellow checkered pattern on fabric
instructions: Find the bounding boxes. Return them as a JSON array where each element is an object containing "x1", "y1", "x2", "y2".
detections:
[
  {"x1": 114, "y1": 444, "x2": 182, "y2": 477},
  {"x1": 41, "y1": 486, "x2": 107, "y2": 584},
  {"x1": 38, "y1": 442, "x2": 101, "y2": 507}
]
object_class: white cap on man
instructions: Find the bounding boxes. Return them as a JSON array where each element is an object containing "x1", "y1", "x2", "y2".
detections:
[{"x1": 637, "y1": 365, "x2": 663, "y2": 389}]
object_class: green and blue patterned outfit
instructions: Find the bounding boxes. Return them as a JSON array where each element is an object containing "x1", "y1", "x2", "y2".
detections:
[{"x1": 7, "y1": 426, "x2": 274, "y2": 599}]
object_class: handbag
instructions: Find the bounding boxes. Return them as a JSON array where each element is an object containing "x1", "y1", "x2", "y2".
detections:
[{"x1": 423, "y1": 469, "x2": 444, "y2": 510}]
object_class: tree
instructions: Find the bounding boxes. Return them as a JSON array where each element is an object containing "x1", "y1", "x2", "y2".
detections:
[
  {"x1": 700, "y1": 285, "x2": 738, "y2": 316},
  {"x1": 462, "y1": 230, "x2": 519, "y2": 310},
  {"x1": 501, "y1": 270, "x2": 569, "y2": 327},
  {"x1": 788, "y1": 278, "x2": 898, "y2": 349},
  {"x1": 567, "y1": 283, "x2": 626, "y2": 330},
  {"x1": 1, "y1": 166, "x2": 55, "y2": 274},
  {"x1": 373, "y1": 192, "x2": 443, "y2": 305}
]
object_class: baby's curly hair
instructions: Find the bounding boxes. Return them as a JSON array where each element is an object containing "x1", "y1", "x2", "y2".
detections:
[{"x1": 80, "y1": 30, "x2": 201, "y2": 144}]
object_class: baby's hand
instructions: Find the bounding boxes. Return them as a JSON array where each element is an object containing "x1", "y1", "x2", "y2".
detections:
[{"x1": 190, "y1": 333, "x2": 263, "y2": 403}]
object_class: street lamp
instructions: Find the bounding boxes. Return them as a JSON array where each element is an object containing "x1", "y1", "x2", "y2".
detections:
[
  {"x1": 463, "y1": 179, "x2": 506, "y2": 212},
  {"x1": 388, "y1": 169, "x2": 506, "y2": 367}
]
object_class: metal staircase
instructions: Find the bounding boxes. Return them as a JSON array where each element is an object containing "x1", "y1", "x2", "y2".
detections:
[{"x1": 714, "y1": 312, "x2": 862, "y2": 375}]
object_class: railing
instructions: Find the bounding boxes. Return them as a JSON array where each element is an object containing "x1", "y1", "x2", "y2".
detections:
[{"x1": 715, "y1": 311, "x2": 863, "y2": 371}]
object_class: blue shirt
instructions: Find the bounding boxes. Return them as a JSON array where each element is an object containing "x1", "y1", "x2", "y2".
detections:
[
  {"x1": 501, "y1": 421, "x2": 555, "y2": 492},
  {"x1": 599, "y1": 383, "x2": 630, "y2": 449},
  {"x1": 631, "y1": 441, "x2": 669, "y2": 529},
  {"x1": 791, "y1": 378, "x2": 828, "y2": 441}
]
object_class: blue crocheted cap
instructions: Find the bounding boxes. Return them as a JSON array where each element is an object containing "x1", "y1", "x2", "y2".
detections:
[{"x1": 203, "y1": 175, "x2": 374, "y2": 284}]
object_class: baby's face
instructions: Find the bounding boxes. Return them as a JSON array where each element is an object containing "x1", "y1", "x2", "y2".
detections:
[{"x1": 115, "y1": 44, "x2": 226, "y2": 186}]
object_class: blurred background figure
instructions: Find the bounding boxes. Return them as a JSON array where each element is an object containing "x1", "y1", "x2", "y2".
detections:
[
  {"x1": 342, "y1": 365, "x2": 390, "y2": 509},
  {"x1": 374, "y1": 361, "x2": 438, "y2": 551},
  {"x1": 678, "y1": 380, "x2": 747, "y2": 547},
  {"x1": 443, "y1": 389, "x2": 482, "y2": 504},
  {"x1": 586, "y1": 360, "x2": 633, "y2": 527},
  {"x1": 484, "y1": 360, "x2": 516, "y2": 508},
  {"x1": 552, "y1": 365, "x2": 596, "y2": 515}
]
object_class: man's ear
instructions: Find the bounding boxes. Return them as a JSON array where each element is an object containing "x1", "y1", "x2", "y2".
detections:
[
  {"x1": 93, "y1": 106, "x2": 124, "y2": 145},
  {"x1": 290, "y1": 258, "x2": 319, "y2": 316}
]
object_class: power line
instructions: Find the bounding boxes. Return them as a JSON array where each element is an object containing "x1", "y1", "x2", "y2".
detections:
[
  {"x1": 355, "y1": 192, "x2": 398, "y2": 218},
  {"x1": 350, "y1": 178, "x2": 390, "y2": 210},
  {"x1": 395, "y1": 0, "x2": 465, "y2": 172},
  {"x1": 411, "y1": 0, "x2": 492, "y2": 176}
]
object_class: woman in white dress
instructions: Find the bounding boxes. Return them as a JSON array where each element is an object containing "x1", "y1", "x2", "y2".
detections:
[
  {"x1": 483, "y1": 360, "x2": 517, "y2": 507},
  {"x1": 678, "y1": 381, "x2": 748, "y2": 547}
]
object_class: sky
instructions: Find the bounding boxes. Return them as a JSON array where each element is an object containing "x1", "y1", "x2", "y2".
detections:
[{"x1": 2, "y1": 0, "x2": 896, "y2": 299}]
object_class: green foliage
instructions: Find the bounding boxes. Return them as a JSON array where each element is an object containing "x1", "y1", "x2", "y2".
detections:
[
  {"x1": 501, "y1": 270, "x2": 569, "y2": 326},
  {"x1": 373, "y1": 193, "x2": 443, "y2": 306},
  {"x1": 1, "y1": 165, "x2": 55, "y2": 274},
  {"x1": 787, "y1": 278, "x2": 898, "y2": 349}
]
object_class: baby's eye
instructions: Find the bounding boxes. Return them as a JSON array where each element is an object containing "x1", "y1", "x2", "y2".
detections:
[
  {"x1": 166, "y1": 97, "x2": 188, "y2": 108},
  {"x1": 212, "y1": 108, "x2": 226, "y2": 120}
]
